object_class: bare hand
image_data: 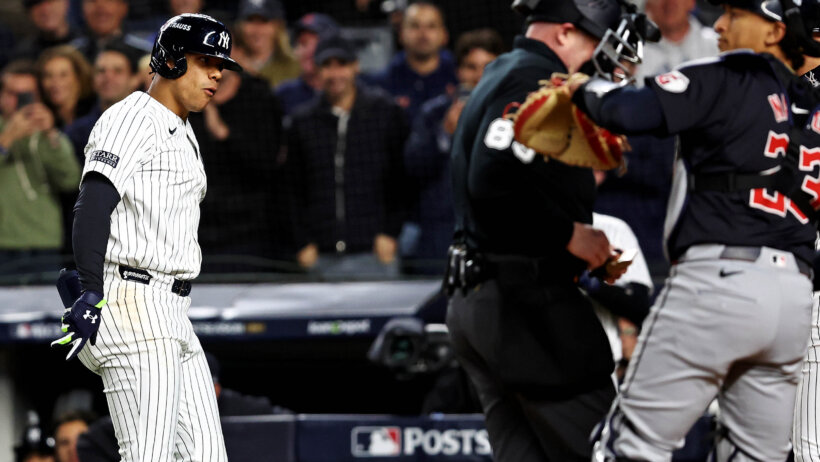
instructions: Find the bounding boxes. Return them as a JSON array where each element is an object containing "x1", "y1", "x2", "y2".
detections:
[
  {"x1": 25, "y1": 103, "x2": 55, "y2": 132},
  {"x1": 567, "y1": 222, "x2": 610, "y2": 269},
  {"x1": 203, "y1": 102, "x2": 230, "y2": 141},
  {"x1": 373, "y1": 234, "x2": 397, "y2": 264},
  {"x1": 297, "y1": 243, "x2": 318, "y2": 269},
  {"x1": 0, "y1": 108, "x2": 37, "y2": 148},
  {"x1": 442, "y1": 99, "x2": 466, "y2": 135}
]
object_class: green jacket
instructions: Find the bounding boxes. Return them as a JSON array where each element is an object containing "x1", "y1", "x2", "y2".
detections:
[{"x1": 0, "y1": 118, "x2": 80, "y2": 249}]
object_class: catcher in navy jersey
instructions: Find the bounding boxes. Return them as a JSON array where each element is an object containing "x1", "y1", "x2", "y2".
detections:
[{"x1": 566, "y1": 0, "x2": 820, "y2": 459}]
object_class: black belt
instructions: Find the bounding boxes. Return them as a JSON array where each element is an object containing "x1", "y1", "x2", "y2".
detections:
[
  {"x1": 118, "y1": 265, "x2": 193, "y2": 296},
  {"x1": 716, "y1": 246, "x2": 812, "y2": 278},
  {"x1": 443, "y1": 246, "x2": 573, "y2": 294}
]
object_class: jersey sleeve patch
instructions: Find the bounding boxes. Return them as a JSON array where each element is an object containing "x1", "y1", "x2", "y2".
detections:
[
  {"x1": 89, "y1": 150, "x2": 120, "y2": 168},
  {"x1": 655, "y1": 71, "x2": 690, "y2": 93}
]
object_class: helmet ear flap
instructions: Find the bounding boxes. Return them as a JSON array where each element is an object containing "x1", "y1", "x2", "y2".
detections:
[{"x1": 151, "y1": 43, "x2": 187, "y2": 79}]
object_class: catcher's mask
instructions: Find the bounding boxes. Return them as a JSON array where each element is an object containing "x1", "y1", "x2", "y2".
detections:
[{"x1": 592, "y1": 5, "x2": 661, "y2": 85}]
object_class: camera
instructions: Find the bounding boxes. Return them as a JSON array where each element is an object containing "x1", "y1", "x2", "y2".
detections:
[{"x1": 367, "y1": 318, "x2": 455, "y2": 377}]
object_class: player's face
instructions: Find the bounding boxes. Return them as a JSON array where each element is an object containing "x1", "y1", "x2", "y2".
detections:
[
  {"x1": 94, "y1": 51, "x2": 137, "y2": 107},
  {"x1": 0, "y1": 74, "x2": 39, "y2": 118},
  {"x1": 319, "y1": 58, "x2": 358, "y2": 102},
  {"x1": 55, "y1": 419, "x2": 88, "y2": 462},
  {"x1": 29, "y1": 0, "x2": 69, "y2": 34},
  {"x1": 174, "y1": 53, "x2": 223, "y2": 113},
  {"x1": 457, "y1": 48, "x2": 497, "y2": 89},
  {"x1": 401, "y1": 4, "x2": 448, "y2": 60},
  {"x1": 41, "y1": 56, "x2": 80, "y2": 109},
  {"x1": 714, "y1": 6, "x2": 778, "y2": 53},
  {"x1": 82, "y1": 0, "x2": 127, "y2": 37}
]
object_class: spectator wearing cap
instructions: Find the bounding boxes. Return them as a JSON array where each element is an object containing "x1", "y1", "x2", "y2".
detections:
[
  {"x1": 63, "y1": 40, "x2": 142, "y2": 163},
  {"x1": 232, "y1": 0, "x2": 300, "y2": 88},
  {"x1": 70, "y1": 0, "x2": 152, "y2": 62},
  {"x1": 15, "y1": 411, "x2": 55, "y2": 462},
  {"x1": 286, "y1": 34, "x2": 409, "y2": 278},
  {"x1": 275, "y1": 12, "x2": 340, "y2": 116},
  {"x1": 365, "y1": 1, "x2": 457, "y2": 124},
  {"x1": 401, "y1": 28, "x2": 504, "y2": 274},
  {"x1": 13, "y1": 0, "x2": 82, "y2": 61}
]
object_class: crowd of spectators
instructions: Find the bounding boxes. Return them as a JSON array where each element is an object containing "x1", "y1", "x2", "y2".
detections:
[{"x1": 0, "y1": 0, "x2": 723, "y2": 285}]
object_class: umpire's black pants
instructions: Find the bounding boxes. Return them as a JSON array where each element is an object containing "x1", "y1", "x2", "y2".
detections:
[{"x1": 446, "y1": 277, "x2": 616, "y2": 462}]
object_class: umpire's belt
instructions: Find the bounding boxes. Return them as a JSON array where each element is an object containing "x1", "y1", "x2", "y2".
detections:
[
  {"x1": 444, "y1": 246, "x2": 573, "y2": 294},
  {"x1": 118, "y1": 265, "x2": 193, "y2": 296},
  {"x1": 678, "y1": 245, "x2": 812, "y2": 279}
]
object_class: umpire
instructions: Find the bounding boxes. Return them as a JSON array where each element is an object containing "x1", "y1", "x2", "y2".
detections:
[{"x1": 444, "y1": 0, "x2": 624, "y2": 460}]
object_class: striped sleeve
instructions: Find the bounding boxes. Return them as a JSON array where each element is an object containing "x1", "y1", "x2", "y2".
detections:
[{"x1": 82, "y1": 103, "x2": 156, "y2": 196}]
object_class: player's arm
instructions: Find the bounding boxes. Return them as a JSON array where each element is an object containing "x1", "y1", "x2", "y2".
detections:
[
  {"x1": 572, "y1": 81, "x2": 668, "y2": 136},
  {"x1": 73, "y1": 173, "x2": 120, "y2": 294}
]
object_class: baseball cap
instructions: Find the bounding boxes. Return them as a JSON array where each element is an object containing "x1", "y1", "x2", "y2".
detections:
[
  {"x1": 294, "y1": 13, "x2": 340, "y2": 39},
  {"x1": 237, "y1": 0, "x2": 284, "y2": 21},
  {"x1": 759, "y1": 0, "x2": 820, "y2": 32},
  {"x1": 511, "y1": 0, "x2": 622, "y2": 39},
  {"x1": 314, "y1": 34, "x2": 357, "y2": 65}
]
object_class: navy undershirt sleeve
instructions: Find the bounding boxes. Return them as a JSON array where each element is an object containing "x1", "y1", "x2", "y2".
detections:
[
  {"x1": 73, "y1": 172, "x2": 121, "y2": 294},
  {"x1": 573, "y1": 84, "x2": 668, "y2": 136}
]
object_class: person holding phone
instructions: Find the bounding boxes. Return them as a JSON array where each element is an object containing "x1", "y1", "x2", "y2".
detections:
[{"x1": 0, "y1": 59, "x2": 80, "y2": 277}]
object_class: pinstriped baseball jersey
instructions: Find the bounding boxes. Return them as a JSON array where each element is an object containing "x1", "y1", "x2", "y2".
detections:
[{"x1": 82, "y1": 91, "x2": 206, "y2": 279}]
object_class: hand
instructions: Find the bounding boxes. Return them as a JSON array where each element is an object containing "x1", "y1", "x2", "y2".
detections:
[
  {"x1": 442, "y1": 99, "x2": 466, "y2": 135},
  {"x1": 25, "y1": 103, "x2": 55, "y2": 132},
  {"x1": 203, "y1": 104, "x2": 230, "y2": 141},
  {"x1": 297, "y1": 243, "x2": 319, "y2": 269},
  {"x1": 51, "y1": 291, "x2": 106, "y2": 361},
  {"x1": 567, "y1": 222, "x2": 611, "y2": 269},
  {"x1": 374, "y1": 234, "x2": 397, "y2": 264},
  {"x1": 0, "y1": 109, "x2": 37, "y2": 149}
]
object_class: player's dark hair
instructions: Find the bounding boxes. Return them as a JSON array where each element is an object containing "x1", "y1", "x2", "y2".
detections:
[
  {"x1": 780, "y1": 29, "x2": 806, "y2": 71},
  {"x1": 454, "y1": 28, "x2": 506, "y2": 67}
]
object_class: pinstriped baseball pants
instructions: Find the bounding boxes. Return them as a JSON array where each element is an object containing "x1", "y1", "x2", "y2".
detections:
[
  {"x1": 78, "y1": 264, "x2": 227, "y2": 462},
  {"x1": 794, "y1": 293, "x2": 820, "y2": 461}
]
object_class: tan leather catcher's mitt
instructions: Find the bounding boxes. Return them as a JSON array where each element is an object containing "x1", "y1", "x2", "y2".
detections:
[{"x1": 508, "y1": 73, "x2": 629, "y2": 170}]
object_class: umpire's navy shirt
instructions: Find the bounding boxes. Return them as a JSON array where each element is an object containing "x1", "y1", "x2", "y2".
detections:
[{"x1": 451, "y1": 36, "x2": 595, "y2": 279}]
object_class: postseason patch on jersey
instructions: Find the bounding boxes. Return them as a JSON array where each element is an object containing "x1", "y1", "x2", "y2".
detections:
[
  {"x1": 655, "y1": 71, "x2": 690, "y2": 93},
  {"x1": 90, "y1": 150, "x2": 120, "y2": 168}
]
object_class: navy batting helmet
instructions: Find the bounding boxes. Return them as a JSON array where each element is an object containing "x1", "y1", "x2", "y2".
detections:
[
  {"x1": 511, "y1": 0, "x2": 622, "y2": 39},
  {"x1": 150, "y1": 13, "x2": 243, "y2": 80}
]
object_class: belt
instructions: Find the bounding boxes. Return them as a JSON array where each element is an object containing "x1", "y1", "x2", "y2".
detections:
[
  {"x1": 713, "y1": 246, "x2": 812, "y2": 278},
  {"x1": 443, "y1": 246, "x2": 573, "y2": 294},
  {"x1": 118, "y1": 265, "x2": 193, "y2": 296}
]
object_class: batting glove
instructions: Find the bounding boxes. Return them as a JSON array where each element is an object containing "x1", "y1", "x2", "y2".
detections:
[{"x1": 51, "y1": 290, "x2": 106, "y2": 361}]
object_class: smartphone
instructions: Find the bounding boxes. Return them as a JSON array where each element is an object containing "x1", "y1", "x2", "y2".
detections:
[{"x1": 16, "y1": 92, "x2": 34, "y2": 110}]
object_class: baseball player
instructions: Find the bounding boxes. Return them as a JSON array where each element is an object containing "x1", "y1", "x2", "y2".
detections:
[
  {"x1": 50, "y1": 14, "x2": 242, "y2": 461},
  {"x1": 568, "y1": 0, "x2": 820, "y2": 459},
  {"x1": 789, "y1": 2, "x2": 820, "y2": 459}
]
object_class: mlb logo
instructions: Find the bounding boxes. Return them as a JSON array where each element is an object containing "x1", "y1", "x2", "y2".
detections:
[
  {"x1": 771, "y1": 253, "x2": 788, "y2": 268},
  {"x1": 351, "y1": 426, "x2": 401, "y2": 457}
]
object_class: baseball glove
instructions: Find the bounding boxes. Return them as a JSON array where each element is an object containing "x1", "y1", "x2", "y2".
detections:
[{"x1": 508, "y1": 73, "x2": 629, "y2": 171}]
